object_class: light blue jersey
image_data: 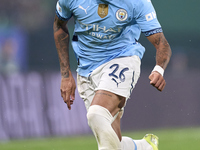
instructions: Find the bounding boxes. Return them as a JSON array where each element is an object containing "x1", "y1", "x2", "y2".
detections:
[{"x1": 56, "y1": 0, "x2": 162, "y2": 77}]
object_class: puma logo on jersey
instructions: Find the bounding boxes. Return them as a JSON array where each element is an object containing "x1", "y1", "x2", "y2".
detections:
[{"x1": 79, "y1": 5, "x2": 90, "y2": 14}]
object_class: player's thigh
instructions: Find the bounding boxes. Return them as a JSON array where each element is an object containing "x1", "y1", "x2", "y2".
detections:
[
  {"x1": 91, "y1": 90, "x2": 125, "y2": 117},
  {"x1": 77, "y1": 74, "x2": 124, "y2": 114}
]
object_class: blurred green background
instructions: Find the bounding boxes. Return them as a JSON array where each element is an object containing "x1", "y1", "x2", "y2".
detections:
[{"x1": 1, "y1": 128, "x2": 200, "y2": 150}]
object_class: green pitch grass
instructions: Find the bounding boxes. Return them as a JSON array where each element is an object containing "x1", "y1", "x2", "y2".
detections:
[{"x1": 0, "y1": 127, "x2": 200, "y2": 150}]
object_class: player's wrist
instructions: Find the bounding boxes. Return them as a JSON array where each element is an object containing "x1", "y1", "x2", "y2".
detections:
[{"x1": 152, "y1": 65, "x2": 164, "y2": 76}]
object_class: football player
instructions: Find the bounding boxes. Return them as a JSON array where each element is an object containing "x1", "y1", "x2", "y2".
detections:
[{"x1": 53, "y1": 0, "x2": 172, "y2": 149}]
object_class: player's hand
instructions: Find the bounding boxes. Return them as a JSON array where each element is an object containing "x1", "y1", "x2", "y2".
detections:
[
  {"x1": 60, "y1": 73, "x2": 76, "y2": 110},
  {"x1": 149, "y1": 71, "x2": 166, "y2": 92}
]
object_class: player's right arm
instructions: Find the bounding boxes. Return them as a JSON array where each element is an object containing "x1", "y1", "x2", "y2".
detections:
[{"x1": 53, "y1": 11, "x2": 76, "y2": 110}]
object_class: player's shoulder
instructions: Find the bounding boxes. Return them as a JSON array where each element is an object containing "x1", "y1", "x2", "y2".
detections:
[
  {"x1": 131, "y1": 0, "x2": 152, "y2": 6},
  {"x1": 132, "y1": 0, "x2": 153, "y2": 11},
  {"x1": 58, "y1": 0, "x2": 76, "y2": 7}
]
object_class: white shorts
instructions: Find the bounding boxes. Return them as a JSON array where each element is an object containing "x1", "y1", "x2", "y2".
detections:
[{"x1": 77, "y1": 55, "x2": 141, "y2": 111}]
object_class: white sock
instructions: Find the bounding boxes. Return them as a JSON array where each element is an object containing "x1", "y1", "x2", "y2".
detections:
[
  {"x1": 121, "y1": 136, "x2": 137, "y2": 150},
  {"x1": 134, "y1": 139, "x2": 153, "y2": 150},
  {"x1": 87, "y1": 105, "x2": 121, "y2": 150},
  {"x1": 121, "y1": 136, "x2": 153, "y2": 150}
]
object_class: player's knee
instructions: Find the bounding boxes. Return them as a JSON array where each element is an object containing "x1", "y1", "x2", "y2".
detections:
[
  {"x1": 87, "y1": 105, "x2": 113, "y2": 128},
  {"x1": 86, "y1": 106, "x2": 96, "y2": 127}
]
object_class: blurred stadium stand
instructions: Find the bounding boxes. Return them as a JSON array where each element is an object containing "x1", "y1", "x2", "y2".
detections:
[{"x1": 0, "y1": 0, "x2": 199, "y2": 140}]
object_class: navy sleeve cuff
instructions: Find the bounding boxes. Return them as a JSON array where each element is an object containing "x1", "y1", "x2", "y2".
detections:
[{"x1": 143, "y1": 27, "x2": 163, "y2": 37}]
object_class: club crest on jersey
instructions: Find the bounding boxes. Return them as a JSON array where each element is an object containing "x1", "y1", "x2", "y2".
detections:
[
  {"x1": 116, "y1": 9, "x2": 128, "y2": 21},
  {"x1": 98, "y1": 4, "x2": 109, "y2": 18}
]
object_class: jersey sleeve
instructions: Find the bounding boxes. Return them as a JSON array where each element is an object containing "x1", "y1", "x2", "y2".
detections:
[
  {"x1": 134, "y1": 0, "x2": 163, "y2": 36},
  {"x1": 56, "y1": 0, "x2": 72, "y2": 21}
]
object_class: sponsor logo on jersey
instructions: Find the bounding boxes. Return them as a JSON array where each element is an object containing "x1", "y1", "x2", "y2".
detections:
[
  {"x1": 145, "y1": 11, "x2": 156, "y2": 21},
  {"x1": 116, "y1": 9, "x2": 128, "y2": 21},
  {"x1": 98, "y1": 4, "x2": 109, "y2": 18},
  {"x1": 78, "y1": 20, "x2": 123, "y2": 40}
]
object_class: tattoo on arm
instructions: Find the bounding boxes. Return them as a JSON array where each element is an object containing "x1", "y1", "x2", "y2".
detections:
[
  {"x1": 148, "y1": 33, "x2": 172, "y2": 69},
  {"x1": 53, "y1": 15, "x2": 70, "y2": 78}
]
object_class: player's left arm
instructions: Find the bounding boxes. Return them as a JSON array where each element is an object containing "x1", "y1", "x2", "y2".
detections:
[
  {"x1": 134, "y1": 0, "x2": 172, "y2": 91},
  {"x1": 147, "y1": 32, "x2": 172, "y2": 91}
]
